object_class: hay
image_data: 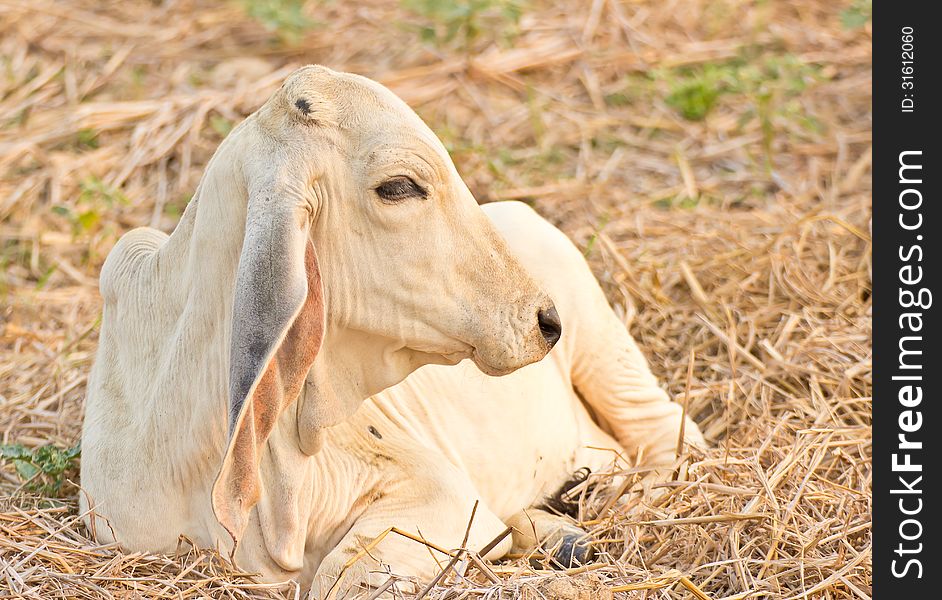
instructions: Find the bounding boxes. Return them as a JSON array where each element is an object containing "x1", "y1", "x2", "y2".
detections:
[{"x1": 0, "y1": 0, "x2": 870, "y2": 598}]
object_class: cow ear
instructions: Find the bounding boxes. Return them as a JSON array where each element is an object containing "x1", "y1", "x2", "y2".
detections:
[{"x1": 211, "y1": 204, "x2": 324, "y2": 549}]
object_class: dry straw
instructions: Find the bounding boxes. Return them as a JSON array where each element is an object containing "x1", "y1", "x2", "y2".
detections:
[{"x1": 1, "y1": 0, "x2": 871, "y2": 598}]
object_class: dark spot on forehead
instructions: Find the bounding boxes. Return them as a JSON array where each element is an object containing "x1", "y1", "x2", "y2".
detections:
[
  {"x1": 368, "y1": 425, "x2": 382, "y2": 439},
  {"x1": 295, "y1": 98, "x2": 312, "y2": 115}
]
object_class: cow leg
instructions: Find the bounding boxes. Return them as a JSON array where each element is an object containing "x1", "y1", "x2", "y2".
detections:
[
  {"x1": 484, "y1": 201, "x2": 706, "y2": 468},
  {"x1": 567, "y1": 296, "x2": 707, "y2": 467},
  {"x1": 309, "y1": 448, "x2": 511, "y2": 599},
  {"x1": 505, "y1": 508, "x2": 594, "y2": 568},
  {"x1": 311, "y1": 500, "x2": 510, "y2": 599}
]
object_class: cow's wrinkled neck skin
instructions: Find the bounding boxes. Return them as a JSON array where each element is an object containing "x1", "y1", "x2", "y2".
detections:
[{"x1": 81, "y1": 119, "x2": 253, "y2": 551}]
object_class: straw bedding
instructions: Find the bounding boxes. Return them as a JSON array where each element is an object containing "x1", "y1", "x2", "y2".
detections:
[{"x1": 0, "y1": 0, "x2": 871, "y2": 598}]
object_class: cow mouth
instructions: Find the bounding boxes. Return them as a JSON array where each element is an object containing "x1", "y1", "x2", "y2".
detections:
[
  {"x1": 470, "y1": 347, "x2": 520, "y2": 377},
  {"x1": 405, "y1": 337, "x2": 529, "y2": 376}
]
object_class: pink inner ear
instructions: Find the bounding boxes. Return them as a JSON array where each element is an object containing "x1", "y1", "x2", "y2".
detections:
[
  {"x1": 213, "y1": 241, "x2": 324, "y2": 548},
  {"x1": 272, "y1": 242, "x2": 324, "y2": 411}
]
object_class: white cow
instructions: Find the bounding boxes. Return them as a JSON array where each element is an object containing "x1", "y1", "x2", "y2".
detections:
[{"x1": 80, "y1": 66, "x2": 704, "y2": 598}]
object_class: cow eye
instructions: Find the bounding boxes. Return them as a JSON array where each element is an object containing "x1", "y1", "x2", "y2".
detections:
[{"x1": 375, "y1": 176, "x2": 427, "y2": 203}]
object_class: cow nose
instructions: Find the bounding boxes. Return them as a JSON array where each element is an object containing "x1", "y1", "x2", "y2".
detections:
[{"x1": 537, "y1": 305, "x2": 562, "y2": 348}]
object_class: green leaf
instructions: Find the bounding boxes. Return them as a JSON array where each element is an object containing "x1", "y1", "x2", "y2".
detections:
[
  {"x1": 210, "y1": 115, "x2": 233, "y2": 137},
  {"x1": 0, "y1": 442, "x2": 81, "y2": 495},
  {"x1": 0, "y1": 443, "x2": 31, "y2": 460},
  {"x1": 402, "y1": 0, "x2": 526, "y2": 48},
  {"x1": 13, "y1": 459, "x2": 39, "y2": 480},
  {"x1": 76, "y1": 210, "x2": 101, "y2": 233},
  {"x1": 840, "y1": 0, "x2": 871, "y2": 29},
  {"x1": 241, "y1": 0, "x2": 316, "y2": 42},
  {"x1": 76, "y1": 128, "x2": 99, "y2": 149}
]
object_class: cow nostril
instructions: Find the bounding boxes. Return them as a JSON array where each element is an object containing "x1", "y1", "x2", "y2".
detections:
[{"x1": 537, "y1": 306, "x2": 562, "y2": 348}]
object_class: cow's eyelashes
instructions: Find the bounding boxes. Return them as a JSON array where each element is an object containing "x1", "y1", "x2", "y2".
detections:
[{"x1": 375, "y1": 176, "x2": 427, "y2": 203}]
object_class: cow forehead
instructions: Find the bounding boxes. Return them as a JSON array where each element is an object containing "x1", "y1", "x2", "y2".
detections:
[
  {"x1": 344, "y1": 78, "x2": 443, "y2": 145},
  {"x1": 278, "y1": 66, "x2": 453, "y2": 173}
]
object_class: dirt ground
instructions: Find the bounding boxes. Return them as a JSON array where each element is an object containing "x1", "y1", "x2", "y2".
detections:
[{"x1": 0, "y1": 1, "x2": 871, "y2": 598}]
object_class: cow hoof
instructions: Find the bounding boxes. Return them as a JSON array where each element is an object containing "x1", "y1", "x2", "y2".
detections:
[{"x1": 551, "y1": 533, "x2": 595, "y2": 568}]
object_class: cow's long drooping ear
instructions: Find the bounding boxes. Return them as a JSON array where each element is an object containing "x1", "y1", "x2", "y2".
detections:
[{"x1": 211, "y1": 202, "x2": 324, "y2": 548}]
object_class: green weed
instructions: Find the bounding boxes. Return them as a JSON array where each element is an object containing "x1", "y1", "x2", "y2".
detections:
[
  {"x1": 665, "y1": 68, "x2": 725, "y2": 121},
  {"x1": 52, "y1": 175, "x2": 128, "y2": 238},
  {"x1": 240, "y1": 0, "x2": 316, "y2": 43},
  {"x1": 583, "y1": 214, "x2": 611, "y2": 258},
  {"x1": 659, "y1": 52, "x2": 823, "y2": 123},
  {"x1": 841, "y1": 0, "x2": 871, "y2": 29},
  {"x1": 0, "y1": 443, "x2": 81, "y2": 496},
  {"x1": 402, "y1": 0, "x2": 525, "y2": 48},
  {"x1": 210, "y1": 114, "x2": 233, "y2": 138},
  {"x1": 75, "y1": 129, "x2": 100, "y2": 149}
]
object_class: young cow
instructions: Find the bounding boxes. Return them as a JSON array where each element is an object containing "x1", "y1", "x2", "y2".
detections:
[{"x1": 80, "y1": 66, "x2": 703, "y2": 598}]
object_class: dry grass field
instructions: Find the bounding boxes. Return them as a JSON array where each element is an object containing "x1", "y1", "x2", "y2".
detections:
[{"x1": 0, "y1": 0, "x2": 871, "y2": 598}]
